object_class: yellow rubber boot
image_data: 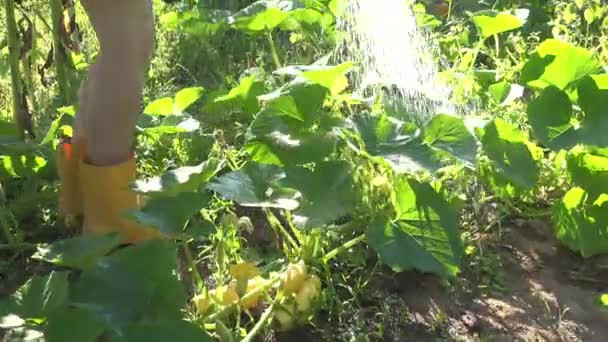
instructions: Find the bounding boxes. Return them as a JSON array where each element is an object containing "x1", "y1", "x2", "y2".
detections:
[
  {"x1": 79, "y1": 157, "x2": 163, "y2": 245},
  {"x1": 57, "y1": 138, "x2": 85, "y2": 217}
]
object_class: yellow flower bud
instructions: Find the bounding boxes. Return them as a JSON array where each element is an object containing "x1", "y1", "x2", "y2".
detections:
[
  {"x1": 281, "y1": 260, "x2": 307, "y2": 294},
  {"x1": 217, "y1": 284, "x2": 239, "y2": 306},
  {"x1": 192, "y1": 292, "x2": 213, "y2": 314},
  {"x1": 229, "y1": 262, "x2": 260, "y2": 281},
  {"x1": 241, "y1": 276, "x2": 266, "y2": 310},
  {"x1": 295, "y1": 275, "x2": 321, "y2": 312}
]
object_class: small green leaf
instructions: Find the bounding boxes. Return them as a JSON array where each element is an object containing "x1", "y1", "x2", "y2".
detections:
[
  {"x1": 328, "y1": 0, "x2": 346, "y2": 16},
  {"x1": 32, "y1": 234, "x2": 121, "y2": 269},
  {"x1": 204, "y1": 76, "x2": 265, "y2": 116},
  {"x1": 144, "y1": 97, "x2": 174, "y2": 116},
  {"x1": 488, "y1": 82, "x2": 523, "y2": 105},
  {"x1": 472, "y1": 10, "x2": 523, "y2": 39},
  {"x1": 160, "y1": 11, "x2": 179, "y2": 29},
  {"x1": 41, "y1": 113, "x2": 72, "y2": 145},
  {"x1": 174, "y1": 87, "x2": 204, "y2": 114},
  {"x1": 600, "y1": 294, "x2": 608, "y2": 307},
  {"x1": 299, "y1": 62, "x2": 353, "y2": 92}
]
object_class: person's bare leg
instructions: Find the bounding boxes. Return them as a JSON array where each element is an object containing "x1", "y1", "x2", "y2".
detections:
[
  {"x1": 80, "y1": 0, "x2": 155, "y2": 166},
  {"x1": 72, "y1": 62, "x2": 99, "y2": 142},
  {"x1": 77, "y1": 0, "x2": 162, "y2": 244}
]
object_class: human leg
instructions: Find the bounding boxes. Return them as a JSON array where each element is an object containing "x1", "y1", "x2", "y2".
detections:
[{"x1": 76, "y1": 0, "x2": 161, "y2": 243}]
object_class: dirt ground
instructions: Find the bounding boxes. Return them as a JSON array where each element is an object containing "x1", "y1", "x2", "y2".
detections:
[{"x1": 364, "y1": 220, "x2": 608, "y2": 342}]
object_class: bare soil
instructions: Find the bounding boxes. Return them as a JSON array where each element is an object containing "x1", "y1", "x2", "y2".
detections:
[{"x1": 365, "y1": 220, "x2": 608, "y2": 341}]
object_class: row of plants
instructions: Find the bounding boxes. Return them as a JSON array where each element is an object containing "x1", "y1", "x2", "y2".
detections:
[{"x1": 0, "y1": 0, "x2": 606, "y2": 340}]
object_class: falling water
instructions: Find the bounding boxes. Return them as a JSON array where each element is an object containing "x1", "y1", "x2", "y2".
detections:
[{"x1": 336, "y1": 0, "x2": 455, "y2": 123}]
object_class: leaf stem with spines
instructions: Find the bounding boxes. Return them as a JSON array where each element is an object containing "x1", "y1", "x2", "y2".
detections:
[{"x1": 266, "y1": 30, "x2": 282, "y2": 71}]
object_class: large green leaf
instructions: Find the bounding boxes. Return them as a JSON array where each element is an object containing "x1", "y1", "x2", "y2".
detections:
[
  {"x1": 119, "y1": 320, "x2": 212, "y2": 342},
  {"x1": 527, "y1": 76, "x2": 608, "y2": 150},
  {"x1": 3, "y1": 271, "x2": 70, "y2": 320},
  {"x1": 70, "y1": 240, "x2": 185, "y2": 332},
  {"x1": 521, "y1": 39, "x2": 602, "y2": 91},
  {"x1": 347, "y1": 113, "x2": 453, "y2": 174},
  {"x1": 228, "y1": 1, "x2": 324, "y2": 33},
  {"x1": 259, "y1": 81, "x2": 328, "y2": 125},
  {"x1": 553, "y1": 188, "x2": 608, "y2": 258},
  {"x1": 245, "y1": 109, "x2": 336, "y2": 166},
  {"x1": 133, "y1": 158, "x2": 223, "y2": 197},
  {"x1": 576, "y1": 74, "x2": 608, "y2": 146},
  {"x1": 283, "y1": 161, "x2": 356, "y2": 229},
  {"x1": 126, "y1": 192, "x2": 211, "y2": 238},
  {"x1": 422, "y1": 114, "x2": 478, "y2": 167},
  {"x1": 526, "y1": 86, "x2": 577, "y2": 150},
  {"x1": 45, "y1": 307, "x2": 107, "y2": 342},
  {"x1": 367, "y1": 178, "x2": 462, "y2": 278},
  {"x1": 567, "y1": 148, "x2": 608, "y2": 200},
  {"x1": 472, "y1": 10, "x2": 524, "y2": 39},
  {"x1": 32, "y1": 234, "x2": 121, "y2": 270},
  {"x1": 207, "y1": 162, "x2": 299, "y2": 210},
  {"x1": 480, "y1": 118, "x2": 540, "y2": 191},
  {"x1": 281, "y1": 8, "x2": 333, "y2": 32}
]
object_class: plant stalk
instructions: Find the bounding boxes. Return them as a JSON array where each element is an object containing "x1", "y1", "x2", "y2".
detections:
[
  {"x1": 266, "y1": 31, "x2": 282, "y2": 71},
  {"x1": 49, "y1": 0, "x2": 71, "y2": 104},
  {"x1": 241, "y1": 302, "x2": 275, "y2": 342},
  {"x1": 323, "y1": 233, "x2": 366, "y2": 264},
  {"x1": 264, "y1": 208, "x2": 299, "y2": 251},
  {"x1": 182, "y1": 241, "x2": 205, "y2": 292},
  {"x1": 4, "y1": 0, "x2": 26, "y2": 140}
]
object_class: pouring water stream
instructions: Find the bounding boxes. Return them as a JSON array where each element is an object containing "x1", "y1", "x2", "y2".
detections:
[{"x1": 336, "y1": 0, "x2": 457, "y2": 123}]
